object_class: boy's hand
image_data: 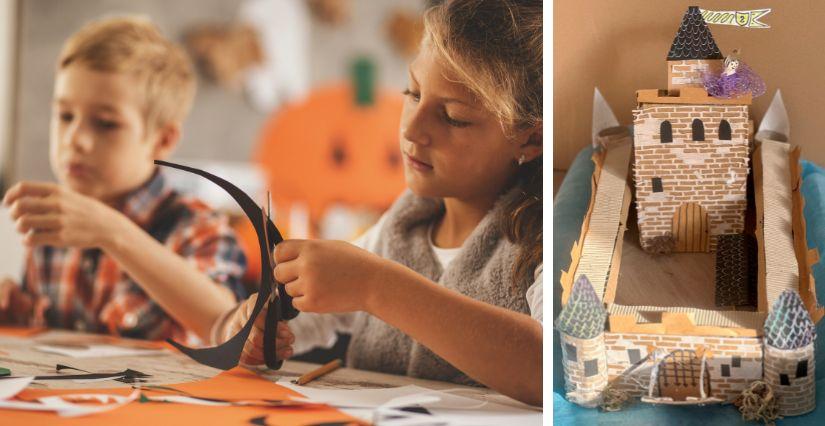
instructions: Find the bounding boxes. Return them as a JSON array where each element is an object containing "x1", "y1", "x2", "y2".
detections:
[
  {"x1": 214, "y1": 294, "x2": 295, "y2": 366},
  {"x1": 274, "y1": 239, "x2": 395, "y2": 314},
  {"x1": 3, "y1": 182, "x2": 120, "y2": 249},
  {"x1": 0, "y1": 278, "x2": 49, "y2": 326}
]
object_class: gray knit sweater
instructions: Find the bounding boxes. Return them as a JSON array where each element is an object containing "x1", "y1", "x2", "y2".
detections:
[{"x1": 346, "y1": 187, "x2": 533, "y2": 385}]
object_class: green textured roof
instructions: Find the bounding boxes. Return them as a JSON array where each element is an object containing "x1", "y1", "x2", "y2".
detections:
[
  {"x1": 555, "y1": 275, "x2": 607, "y2": 339},
  {"x1": 764, "y1": 290, "x2": 816, "y2": 349}
]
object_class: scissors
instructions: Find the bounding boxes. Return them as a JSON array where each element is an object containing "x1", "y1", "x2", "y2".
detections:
[{"x1": 261, "y1": 193, "x2": 286, "y2": 369}]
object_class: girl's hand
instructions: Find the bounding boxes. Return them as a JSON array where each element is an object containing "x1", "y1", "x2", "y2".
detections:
[
  {"x1": 214, "y1": 294, "x2": 295, "y2": 366},
  {"x1": 274, "y1": 239, "x2": 396, "y2": 313},
  {"x1": 3, "y1": 182, "x2": 121, "y2": 249}
]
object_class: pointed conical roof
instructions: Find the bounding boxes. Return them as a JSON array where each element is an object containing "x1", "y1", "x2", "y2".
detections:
[
  {"x1": 764, "y1": 290, "x2": 816, "y2": 349},
  {"x1": 554, "y1": 275, "x2": 607, "y2": 339},
  {"x1": 667, "y1": 6, "x2": 723, "y2": 60}
]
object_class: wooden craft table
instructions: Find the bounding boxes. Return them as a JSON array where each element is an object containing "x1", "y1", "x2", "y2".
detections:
[{"x1": 0, "y1": 327, "x2": 538, "y2": 425}]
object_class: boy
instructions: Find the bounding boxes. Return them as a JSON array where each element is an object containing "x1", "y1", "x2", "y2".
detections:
[{"x1": 0, "y1": 16, "x2": 247, "y2": 343}]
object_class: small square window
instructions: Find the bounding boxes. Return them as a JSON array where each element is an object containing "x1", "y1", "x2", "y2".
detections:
[
  {"x1": 652, "y1": 178, "x2": 664, "y2": 193},
  {"x1": 720, "y1": 364, "x2": 731, "y2": 377},
  {"x1": 780, "y1": 374, "x2": 790, "y2": 386},
  {"x1": 584, "y1": 359, "x2": 599, "y2": 377},
  {"x1": 796, "y1": 360, "x2": 808, "y2": 378},
  {"x1": 627, "y1": 349, "x2": 642, "y2": 364},
  {"x1": 564, "y1": 343, "x2": 577, "y2": 362},
  {"x1": 732, "y1": 356, "x2": 741, "y2": 368}
]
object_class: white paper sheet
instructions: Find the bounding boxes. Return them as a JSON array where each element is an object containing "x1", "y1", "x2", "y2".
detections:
[
  {"x1": 33, "y1": 344, "x2": 167, "y2": 359},
  {"x1": 0, "y1": 377, "x2": 137, "y2": 417},
  {"x1": 279, "y1": 382, "x2": 434, "y2": 409},
  {"x1": 278, "y1": 381, "x2": 542, "y2": 426},
  {"x1": 756, "y1": 90, "x2": 789, "y2": 141},
  {"x1": 34, "y1": 390, "x2": 138, "y2": 417},
  {"x1": 71, "y1": 374, "x2": 128, "y2": 384},
  {"x1": 592, "y1": 87, "x2": 620, "y2": 147},
  {"x1": 0, "y1": 205, "x2": 25, "y2": 280},
  {"x1": 239, "y1": 0, "x2": 311, "y2": 112},
  {"x1": 0, "y1": 376, "x2": 34, "y2": 400},
  {"x1": 145, "y1": 395, "x2": 231, "y2": 407}
]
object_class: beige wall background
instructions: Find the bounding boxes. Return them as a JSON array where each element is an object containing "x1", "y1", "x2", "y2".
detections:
[{"x1": 553, "y1": 0, "x2": 825, "y2": 171}]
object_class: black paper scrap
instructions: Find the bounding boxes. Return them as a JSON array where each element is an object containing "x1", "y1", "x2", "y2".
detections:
[
  {"x1": 398, "y1": 405, "x2": 432, "y2": 415},
  {"x1": 154, "y1": 160, "x2": 298, "y2": 371},
  {"x1": 373, "y1": 405, "x2": 437, "y2": 424},
  {"x1": 248, "y1": 416, "x2": 269, "y2": 426},
  {"x1": 56, "y1": 364, "x2": 90, "y2": 373},
  {"x1": 31, "y1": 368, "x2": 150, "y2": 381},
  {"x1": 248, "y1": 418, "x2": 355, "y2": 426},
  {"x1": 53, "y1": 364, "x2": 150, "y2": 383}
]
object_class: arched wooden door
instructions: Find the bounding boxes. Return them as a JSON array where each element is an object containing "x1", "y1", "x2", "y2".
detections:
[
  {"x1": 657, "y1": 350, "x2": 711, "y2": 401},
  {"x1": 672, "y1": 203, "x2": 710, "y2": 252}
]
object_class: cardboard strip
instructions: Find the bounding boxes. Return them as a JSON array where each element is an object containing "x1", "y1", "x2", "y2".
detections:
[
  {"x1": 603, "y1": 180, "x2": 631, "y2": 304},
  {"x1": 758, "y1": 141, "x2": 799, "y2": 309},
  {"x1": 155, "y1": 161, "x2": 299, "y2": 371},
  {"x1": 572, "y1": 140, "x2": 632, "y2": 300},
  {"x1": 753, "y1": 145, "x2": 768, "y2": 312},
  {"x1": 788, "y1": 147, "x2": 825, "y2": 324},
  {"x1": 560, "y1": 149, "x2": 605, "y2": 305},
  {"x1": 637, "y1": 87, "x2": 752, "y2": 105},
  {"x1": 608, "y1": 304, "x2": 765, "y2": 336}
]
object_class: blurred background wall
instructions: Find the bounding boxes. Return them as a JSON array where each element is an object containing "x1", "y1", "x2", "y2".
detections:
[
  {"x1": 2, "y1": 0, "x2": 428, "y2": 243},
  {"x1": 12, "y1": 0, "x2": 421, "y2": 178},
  {"x1": 554, "y1": 0, "x2": 825, "y2": 174}
]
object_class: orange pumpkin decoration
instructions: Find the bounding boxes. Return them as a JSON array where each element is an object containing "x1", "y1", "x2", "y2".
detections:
[{"x1": 252, "y1": 58, "x2": 406, "y2": 240}]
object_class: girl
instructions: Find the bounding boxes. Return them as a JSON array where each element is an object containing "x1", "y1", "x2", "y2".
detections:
[{"x1": 216, "y1": 0, "x2": 543, "y2": 406}]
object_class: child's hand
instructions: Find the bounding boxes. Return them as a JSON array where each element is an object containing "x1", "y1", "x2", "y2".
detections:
[
  {"x1": 273, "y1": 240, "x2": 393, "y2": 313},
  {"x1": 214, "y1": 294, "x2": 295, "y2": 366},
  {"x1": 0, "y1": 278, "x2": 49, "y2": 326},
  {"x1": 3, "y1": 182, "x2": 120, "y2": 249}
]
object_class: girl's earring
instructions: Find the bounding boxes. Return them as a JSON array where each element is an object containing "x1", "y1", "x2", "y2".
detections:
[{"x1": 518, "y1": 154, "x2": 526, "y2": 166}]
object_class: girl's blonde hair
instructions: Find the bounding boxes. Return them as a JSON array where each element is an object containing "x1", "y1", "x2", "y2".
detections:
[
  {"x1": 423, "y1": 0, "x2": 543, "y2": 286},
  {"x1": 58, "y1": 16, "x2": 196, "y2": 133}
]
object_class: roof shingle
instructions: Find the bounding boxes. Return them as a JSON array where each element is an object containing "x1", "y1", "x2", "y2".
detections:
[{"x1": 667, "y1": 6, "x2": 723, "y2": 60}]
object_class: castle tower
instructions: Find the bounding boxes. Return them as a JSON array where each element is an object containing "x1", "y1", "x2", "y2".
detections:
[
  {"x1": 555, "y1": 275, "x2": 608, "y2": 407},
  {"x1": 763, "y1": 290, "x2": 816, "y2": 416},
  {"x1": 633, "y1": 7, "x2": 750, "y2": 253},
  {"x1": 666, "y1": 6, "x2": 723, "y2": 95}
]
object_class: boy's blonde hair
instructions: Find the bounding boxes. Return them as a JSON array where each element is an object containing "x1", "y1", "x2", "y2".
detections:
[{"x1": 58, "y1": 16, "x2": 196, "y2": 132}]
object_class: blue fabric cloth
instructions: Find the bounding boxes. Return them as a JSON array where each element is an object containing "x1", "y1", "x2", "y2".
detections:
[{"x1": 552, "y1": 149, "x2": 825, "y2": 425}]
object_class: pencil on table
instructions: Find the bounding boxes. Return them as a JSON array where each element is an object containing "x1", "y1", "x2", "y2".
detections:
[{"x1": 292, "y1": 359, "x2": 342, "y2": 385}]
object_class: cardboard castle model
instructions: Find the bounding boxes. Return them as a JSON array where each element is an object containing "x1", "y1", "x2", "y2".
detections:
[
  {"x1": 557, "y1": 7, "x2": 823, "y2": 417},
  {"x1": 633, "y1": 6, "x2": 749, "y2": 254}
]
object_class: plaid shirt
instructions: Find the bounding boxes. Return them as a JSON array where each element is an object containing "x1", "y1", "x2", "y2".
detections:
[{"x1": 21, "y1": 169, "x2": 247, "y2": 342}]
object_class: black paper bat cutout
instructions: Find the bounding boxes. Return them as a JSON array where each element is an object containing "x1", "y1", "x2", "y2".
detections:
[{"x1": 155, "y1": 160, "x2": 298, "y2": 370}]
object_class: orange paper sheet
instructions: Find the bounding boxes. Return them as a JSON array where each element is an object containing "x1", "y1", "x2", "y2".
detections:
[
  {"x1": 0, "y1": 328, "x2": 361, "y2": 425},
  {"x1": 10, "y1": 368, "x2": 360, "y2": 425}
]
